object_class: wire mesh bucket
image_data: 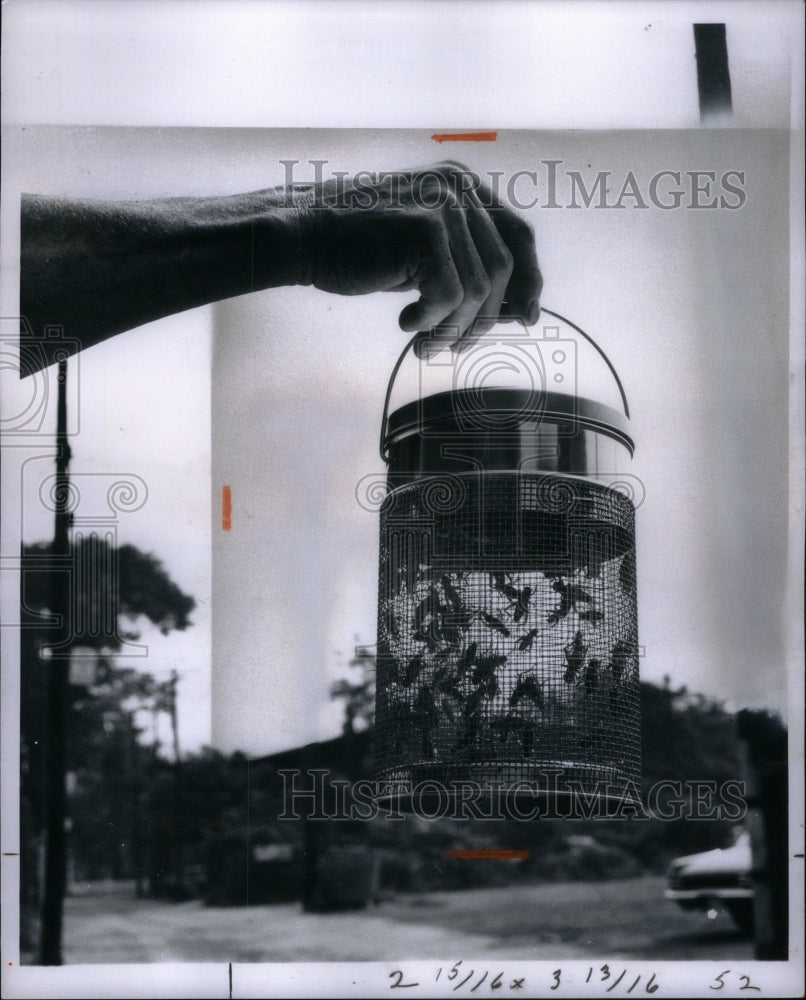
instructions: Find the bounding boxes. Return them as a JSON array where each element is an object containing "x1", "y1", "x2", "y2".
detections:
[{"x1": 373, "y1": 313, "x2": 641, "y2": 813}]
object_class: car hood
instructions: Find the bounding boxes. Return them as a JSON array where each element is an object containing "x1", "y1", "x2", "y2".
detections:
[{"x1": 669, "y1": 833, "x2": 751, "y2": 876}]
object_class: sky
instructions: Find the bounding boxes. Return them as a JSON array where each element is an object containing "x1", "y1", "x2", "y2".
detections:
[
  {"x1": 2, "y1": 124, "x2": 795, "y2": 759},
  {"x1": 2, "y1": 300, "x2": 213, "y2": 752},
  {"x1": 210, "y1": 128, "x2": 793, "y2": 755},
  {"x1": 1, "y1": 3, "x2": 802, "y2": 762}
]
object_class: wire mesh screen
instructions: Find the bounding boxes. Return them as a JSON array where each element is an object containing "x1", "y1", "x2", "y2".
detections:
[{"x1": 375, "y1": 473, "x2": 640, "y2": 806}]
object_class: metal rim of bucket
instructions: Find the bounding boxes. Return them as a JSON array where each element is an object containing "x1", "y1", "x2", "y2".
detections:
[
  {"x1": 383, "y1": 388, "x2": 635, "y2": 458},
  {"x1": 372, "y1": 761, "x2": 644, "y2": 815}
]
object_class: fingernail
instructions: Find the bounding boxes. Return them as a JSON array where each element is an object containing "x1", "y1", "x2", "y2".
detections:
[{"x1": 527, "y1": 300, "x2": 541, "y2": 324}]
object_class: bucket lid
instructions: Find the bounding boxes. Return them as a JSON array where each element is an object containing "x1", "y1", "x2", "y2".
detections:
[{"x1": 385, "y1": 386, "x2": 634, "y2": 455}]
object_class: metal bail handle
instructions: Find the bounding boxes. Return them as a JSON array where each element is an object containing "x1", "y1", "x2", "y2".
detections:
[{"x1": 379, "y1": 308, "x2": 631, "y2": 462}]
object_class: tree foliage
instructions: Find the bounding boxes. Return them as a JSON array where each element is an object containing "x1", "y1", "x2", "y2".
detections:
[
  {"x1": 329, "y1": 646, "x2": 375, "y2": 735},
  {"x1": 20, "y1": 537, "x2": 196, "y2": 902},
  {"x1": 326, "y1": 655, "x2": 764, "y2": 876},
  {"x1": 21, "y1": 536, "x2": 195, "y2": 648}
]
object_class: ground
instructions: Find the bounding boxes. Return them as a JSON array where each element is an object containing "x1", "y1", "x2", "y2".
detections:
[{"x1": 44, "y1": 876, "x2": 754, "y2": 964}]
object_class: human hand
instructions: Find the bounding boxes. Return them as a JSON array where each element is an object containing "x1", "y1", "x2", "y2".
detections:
[
  {"x1": 291, "y1": 161, "x2": 542, "y2": 355},
  {"x1": 19, "y1": 162, "x2": 542, "y2": 374}
]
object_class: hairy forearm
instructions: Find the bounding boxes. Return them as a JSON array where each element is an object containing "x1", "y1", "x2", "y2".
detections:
[
  {"x1": 20, "y1": 190, "x2": 311, "y2": 374},
  {"x1": 19, "y1": 163, "x2": 543, "y2": 375}
]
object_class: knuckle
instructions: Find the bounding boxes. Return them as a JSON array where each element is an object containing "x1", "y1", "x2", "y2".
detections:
[
  {"x1": 447, "y1": 280, "x2": 465, "y2": 311},
  {"x1": 436, "y1": 158, "x2": 470, "y2": 174},
  {"x1": 434, "y1": 267, "x2": 464, "y2": 310},
  {"x1": 510, "y1": 214, "x2": 537, "y2": 248},
  {"x1": 416, "y1": 211, "x2": 447, "y2": 244},
  {"x1": 440, "y1": 188, "x2": 462, "y2": 212},
  {"x1": 472, "y1": 273, "x2": 491, "y2": 303},
  {"x1": 415, "y1": 170, "x2": 450, "y2": 198},
  {"x1": 492, "y1": 243, "x2": 514, "y2": 279},
  {"x1": 432, "y1": 160, "x2": 480, "y2": 195}
]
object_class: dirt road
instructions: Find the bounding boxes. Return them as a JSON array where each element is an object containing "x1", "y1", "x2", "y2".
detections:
[{"x1": 56, "y1": 876, "x2": 753, "y2": 964}]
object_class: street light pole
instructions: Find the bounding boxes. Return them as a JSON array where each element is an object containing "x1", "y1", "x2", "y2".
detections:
[
  {"x1": 39, "y1": 358, "x2": 71, "y2": 965},
  {"x1": 167, "y1": 670, "x2": 185, "y2": 899}
]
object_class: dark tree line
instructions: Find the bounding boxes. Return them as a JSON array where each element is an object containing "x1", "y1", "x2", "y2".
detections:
[
  {"x1": 20, "y1": 536, "x2": 196, "y2": 952},
  {"x1": 19, "y1": 535, "x2": 786, "y2": 942},
  {"x1": 330, "y1": 654, "x2": 778, "y2": 872}
]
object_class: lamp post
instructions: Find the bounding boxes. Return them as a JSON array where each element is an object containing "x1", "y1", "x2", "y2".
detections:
[{"x1": 39, "y1": 358, "x2": 71, "y2": 965}]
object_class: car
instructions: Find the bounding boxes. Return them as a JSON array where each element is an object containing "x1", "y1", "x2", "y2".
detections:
[{"x1": 664, "y1": 829, "x2": 754, "y2": 934}]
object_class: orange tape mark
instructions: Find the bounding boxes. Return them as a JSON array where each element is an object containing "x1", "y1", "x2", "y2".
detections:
[
  {"x1": 431, "y1": 131, "x2": 498, "y2": 143},
  {"x1": 446, "y1": 848, "x2": 530, "y2": 861},
  {"x1": 222, "y1": 485, "x2": 232, "y2": 531}
]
